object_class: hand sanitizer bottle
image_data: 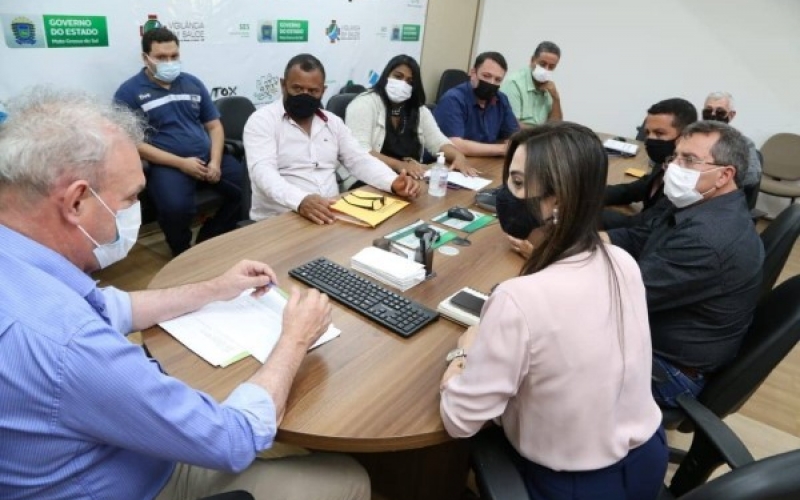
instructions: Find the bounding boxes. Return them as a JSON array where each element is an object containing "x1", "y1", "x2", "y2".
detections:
[{"x1": 428, "y1": 152, "x2": 448, "y2": 197}]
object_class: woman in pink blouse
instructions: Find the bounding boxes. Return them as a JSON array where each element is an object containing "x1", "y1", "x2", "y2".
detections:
[{"x1": 440, "y1": 123, "x2": 666, "y2": 499}]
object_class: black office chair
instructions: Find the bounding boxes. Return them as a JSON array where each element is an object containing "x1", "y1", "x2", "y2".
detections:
[
  {"x1": 326, "y1": 92, "x2": 358, "y2": 120},
  {"x1": 659, "y1": 274, "x2": 800, "y2": 454},
  {"x1": 758, "y1": 203, "x2": 800, "y2": 300},
  {"x1": 214, "y1": 96, "x2": 257, "y2": 224},
  {"x1": 470, "y1": 392, "x2": 800, "y2": 500},
  {"x1": 435, "y1": 69, "x2": 469, "y2": 103},
  {"x1": 662, "y1": 394, "x2": 800, "y2": 499},
  {"x1": 339, "y1": 82, "x2": 366, "y2": 95},
  {"x1": 745, "y1": 150, "x2": 764, "y2": 217},
  {"x1": 214, "y1": 96, "x2": 256, "y2": 162},
  {"x1": 198, "y1": 491, "x2": 254, "y2": 500},
  {"x1": 635, "y1": 118, "x2": 648, "y2": 142}
]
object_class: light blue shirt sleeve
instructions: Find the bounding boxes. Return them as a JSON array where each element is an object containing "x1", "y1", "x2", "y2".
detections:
[
  {"x1": 100, "y1": 286, "x2": 133, "y2": 335},
  {"x1": 222, "y1": 382, "x2": 277, "y2": 451},
  {"x1": 58, "y1": 320, "x2": 276, "y2": 473}
]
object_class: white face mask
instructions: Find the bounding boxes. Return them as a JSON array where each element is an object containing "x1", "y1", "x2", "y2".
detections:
[
  {"x1": 385, "y1": 78, "x2": 413, "y2": 104},
  {"x1": 147, "y1": 56, "x2": 181, "y2": 83},
  {"x1": 78, "y1": 188, "x2": 141, "y2": 269},
  {"x1": 664, "y1": 163, "x2": 720, "y2": 208},
  {"x1": 532, "y1": 64, "x2": 552, "y2": 83}
]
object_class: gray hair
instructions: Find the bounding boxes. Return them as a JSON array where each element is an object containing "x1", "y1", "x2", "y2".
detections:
[
  {"x1": 533, "y1": 41, "x2": 561, "y2": 59},
  {"x1": 0, "y1": 87, "x2": 144, "y2": 199},
  {"x1": 705, "y1": 91, "x2": 735, "y2": 111},
  {"x1": 682, "y1": 121, "x2": 748, "y2": 186}
]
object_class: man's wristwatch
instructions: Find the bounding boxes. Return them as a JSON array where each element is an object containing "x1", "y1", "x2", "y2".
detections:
[{"x1": 446, "y1": 347, "x2": 467, "y2": 364}]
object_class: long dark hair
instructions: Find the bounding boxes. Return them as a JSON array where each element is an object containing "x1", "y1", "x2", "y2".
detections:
[
  {"x1": 506, "y1": 122, "x2": 628, "y2": 383},
  {"x1": 502, "y1": 123, "x2": 608, "y2": 275},
  {"x1": 372, "y1": 55, "x2": 425, "y2": 132},
  {"x1": 503, "y1": 122, "x2": 626, "y2": 386}
]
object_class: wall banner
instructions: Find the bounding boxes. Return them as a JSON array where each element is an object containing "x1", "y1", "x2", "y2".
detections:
[{"x1": 0, "y1": 0, "x2": 428, "y2": 109}]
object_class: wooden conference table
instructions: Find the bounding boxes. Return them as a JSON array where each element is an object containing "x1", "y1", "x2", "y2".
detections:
[{"x1": 143, "y1": 135, "x2": 649, "y2": 499}]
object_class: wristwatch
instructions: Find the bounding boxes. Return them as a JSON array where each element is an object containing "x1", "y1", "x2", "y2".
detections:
[{"x1": 446, "y1": 347, "x2": 467, "y2": 364}]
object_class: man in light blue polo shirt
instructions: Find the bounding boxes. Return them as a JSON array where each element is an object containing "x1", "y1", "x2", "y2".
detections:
[
  {"x1": 114, "y1": 27, "x2": 243, "y2": 256},
  {"x1": 501, "y1": 41, "x2": 563, "y2": 128},
  {"x1": 0, "y1": 87, "x2": 369, "y2": 500},
  {"x1": 433, "y1": 51, "x2": 519, "y2": 157}
]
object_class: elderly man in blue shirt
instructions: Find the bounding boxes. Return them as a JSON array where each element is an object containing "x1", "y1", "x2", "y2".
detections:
[
  {"x1": 0, "y1": 88, "x2": 369, "y2": 500},
  {"x1": 433, "y1": 51, "x2": 520, "y2": 157}
]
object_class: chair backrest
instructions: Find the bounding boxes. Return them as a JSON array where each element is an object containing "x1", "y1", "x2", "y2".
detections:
[
  {"x1": 697, "y1": 274, "x2": 800, "y2": 418},
  {"x1": 326, "y1": 92, "x2": 358, "y2": 120},
  {"x1": 340, "y1": 82, "x2": 366, "y2": 94},
  {"x1": 436, "y1": 69, "x2": 469, "y2": 102},
  {"x1": 214, "y1": 96, "x2": 257, "y2": 142},
  {"x1": 635, "y1": 118, "x2": 647, "y2": 142},
  {"x1": 761, "y1": 133, "x2": 800, "y2": 181},
  {"x1": 759, "y1": 204, "x2": 800, "y2": 299},
  {"x1": 742, "y1": 150, "x2": 763, "y2": 210},
  {"x1": 680, "y1": 450, "x2": 800, "y2": 500}
]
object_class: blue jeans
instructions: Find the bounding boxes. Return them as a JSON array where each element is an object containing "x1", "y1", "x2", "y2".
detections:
[
  {"x1": 518, "y1": 428, "x2": 668, "y2": 500},
  {"x1": 651, "y1": 355, "x2": 706, "y2": 408},
  {"x1": 147, "y1": 153, "x2": 243, "y2": 256}
]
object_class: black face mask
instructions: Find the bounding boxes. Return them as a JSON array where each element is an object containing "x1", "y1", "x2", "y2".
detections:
[
  {"x1": 702, "y1": 108, "x2": 730, "y2": 123},
  {"x1": 473, "y1": 79, "x2": 500, "y2": 101},
  {"x1": 496, "y1": 185, "x2": 541, "y2": 239},
  {"x1": 284, "y1": 93, "x2": 321, "y2": 120},
  {"x1": 644, "y1": 138, "x2": 676, "y2": 166}
]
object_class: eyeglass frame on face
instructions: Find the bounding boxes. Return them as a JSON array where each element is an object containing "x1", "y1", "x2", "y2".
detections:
[
  {"x1": 342, "y1": 192, "x2": 386, "y2": 211},
  {"x1": 666, "y1": 153, "x2": 728, "y2": 171}
]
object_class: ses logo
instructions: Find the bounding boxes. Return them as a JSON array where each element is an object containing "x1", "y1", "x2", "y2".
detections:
[
  {"x1": 253, "y1": 74, "x2": 280, "y2": 106},
  {"x1": 325, "y1": 20, "x2": 360, "y2": 43},
  {"x1": 140, "y1": 14, "x2": 205, "y2": 42}
]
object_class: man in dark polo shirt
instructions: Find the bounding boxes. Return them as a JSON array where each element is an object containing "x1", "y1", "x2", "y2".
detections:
[
  {"x1": 605, "y1": 121, "x2": 764, "y2": 407},
  {"x1": 114, "y1": 27, "x2": 243, "y2": 256},
  {"x1": 433, "y1": 51, "x2": 519, "y2": 157}
]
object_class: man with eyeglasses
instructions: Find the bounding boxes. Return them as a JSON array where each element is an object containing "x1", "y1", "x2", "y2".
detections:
[
  {"x1": 702, "y1": 91, "x2": 762, "y2": 189},
  {"x1": 433, "y1": 51, "x2": 519, "y2": 157},
  {"x1": 244, "y1": 53, "x2": 420, "y2": 224},
  {"x1": 603, "y1": 121, "x2": 764, "y2": 408},
  {"x1": 114, "y1": 27, "x2": 244, "y2": 256}
]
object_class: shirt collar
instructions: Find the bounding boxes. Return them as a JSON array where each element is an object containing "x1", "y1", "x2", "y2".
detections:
[
  {"x1": 0, "y1": 224, "x2": 100, "y2": 308},
  {"x1": 671, "y1": 189, "x2": 746, "y2": 226}
]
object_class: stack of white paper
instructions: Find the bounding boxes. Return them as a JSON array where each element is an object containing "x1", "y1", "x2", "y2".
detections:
[
  {"x1": 159, "y1": 287, "x2": 341, "y2": 367},
  {"x1": 603, "y1": 138, "x2": 638, "y2": 156},
  {"x1": 424, "y1": 170, "x2": 492, "y2": 191},
  {"x1": 351, "y1": 246, "x2": 426, "y2": 291}
]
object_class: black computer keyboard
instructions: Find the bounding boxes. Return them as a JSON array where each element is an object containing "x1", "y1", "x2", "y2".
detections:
[{"x1": 288, "y1": 257, "x2": 439, "y2": 338}]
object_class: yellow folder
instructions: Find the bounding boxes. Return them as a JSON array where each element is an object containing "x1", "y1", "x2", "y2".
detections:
[{"x1": 331, "y1": 190, "x2": 409, "y2": 227}]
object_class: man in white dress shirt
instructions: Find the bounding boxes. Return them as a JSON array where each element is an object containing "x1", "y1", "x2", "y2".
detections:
[{"x1": 244, "y1": 53, "x2": 420, "y2": 224}]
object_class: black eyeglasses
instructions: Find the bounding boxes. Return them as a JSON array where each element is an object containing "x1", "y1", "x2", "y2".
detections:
[{"x1": 342, "y1": 193, "x2": 385, "y2": 211}]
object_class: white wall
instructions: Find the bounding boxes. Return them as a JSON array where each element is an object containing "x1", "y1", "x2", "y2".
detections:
[{"x1": 475, "y1": 0, "x2": 800, "y2": 147}]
